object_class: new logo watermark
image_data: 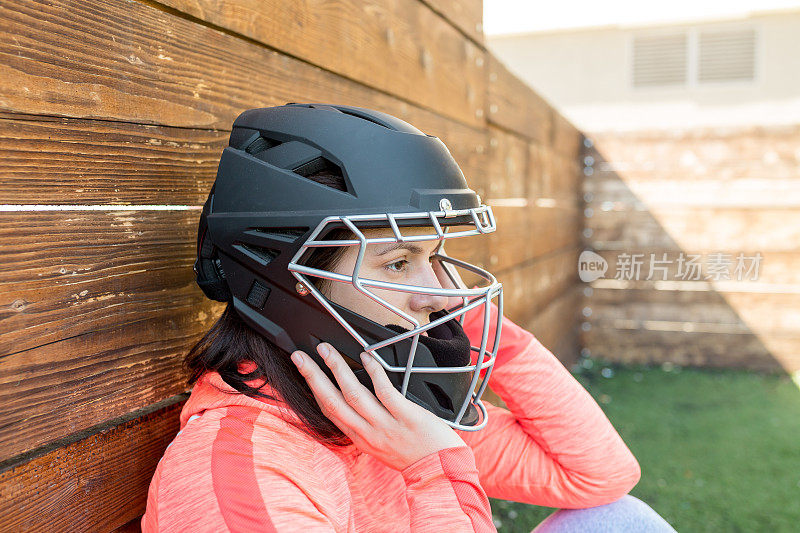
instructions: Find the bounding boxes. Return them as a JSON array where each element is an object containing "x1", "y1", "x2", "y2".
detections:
[
  {"x1": 578, "y1": 251, "x2": 763, "y2": 282},
  {"x1": 578, "y1": 250, "x2": 608, "y2": 282}
]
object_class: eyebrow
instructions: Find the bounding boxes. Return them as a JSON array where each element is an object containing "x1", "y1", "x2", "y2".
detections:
[{"x1": 374, "y1": 243, "x2": 432, "y2": 256}]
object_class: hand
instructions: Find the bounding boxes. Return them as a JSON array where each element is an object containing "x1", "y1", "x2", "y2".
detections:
[{"x1": 290, "y1": 342, "x2": 467, "y2": 471}]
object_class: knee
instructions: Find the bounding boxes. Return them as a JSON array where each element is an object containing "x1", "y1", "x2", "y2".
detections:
[{"x1": 531, "y1": 494, "x2": 677, "y2": 532}]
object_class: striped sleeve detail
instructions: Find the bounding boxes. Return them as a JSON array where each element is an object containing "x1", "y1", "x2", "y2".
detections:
[
  {"x1": 212, "y1": 406, "x2": 278, "y2": 532},
  {"x1": 213, "y1": 406, "x2": 339, "y2": 532},
  {"x1": 401, "y1": 445, "x2": 496, "y2": 532}
]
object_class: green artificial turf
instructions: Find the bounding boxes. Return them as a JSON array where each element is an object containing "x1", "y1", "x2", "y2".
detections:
[{"x1": 490, "y1": 356, "x2": 800, "y2": 532}]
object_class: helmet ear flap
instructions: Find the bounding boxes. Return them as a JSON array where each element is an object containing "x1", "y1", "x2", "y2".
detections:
[{"x1": 194, "y1": 195, "x2": 232, "y2": 302}]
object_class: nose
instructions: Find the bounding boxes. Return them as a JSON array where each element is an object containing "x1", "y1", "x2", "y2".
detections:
[{"x1": 407, "y1": 261, "x2": 449, "y2": 317}]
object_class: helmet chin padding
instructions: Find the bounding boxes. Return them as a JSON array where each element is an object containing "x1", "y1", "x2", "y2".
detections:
[
  {"x1": 384, "y1": 309, "x2": 483, "y2": 426},
  {"x1": 383, "y1": 309, "x2": 472, "y2": 368}
]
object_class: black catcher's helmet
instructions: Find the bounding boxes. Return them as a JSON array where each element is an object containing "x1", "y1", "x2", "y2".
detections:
[{"x1": 194, "y1": 103, "x2": 503, "y2": 431}]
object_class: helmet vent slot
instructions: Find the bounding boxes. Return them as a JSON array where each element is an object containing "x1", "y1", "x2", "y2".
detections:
[
  {"x1": 294, "y1": 156, "x2": 341, "y2": 178},
  {"x1": 248, "y1": 227, "x2": 309, "y2": 242},
  {"x1": 245, "y1": 135, "x2": 281, "y2": 155},
  {"x1": 234, "y1": 242, "x2": 280, "y2": 265},
  {"x1": 426, "y1": 382, "x2": 455, "y2": 414},
  {"x1": 298, "y1": 157, "x2": 349, "y2": 193},
  {"x1": 336, "y1": 108, "x2": 393, "y2": 130}
]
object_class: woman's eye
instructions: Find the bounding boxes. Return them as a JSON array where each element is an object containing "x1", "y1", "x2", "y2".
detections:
[
  {"x1": 385, "y1": 256, "x2": 437, "y2": 273},
  {"x1": 386, "y1": 259, "x2": 408, "y2": 272}
]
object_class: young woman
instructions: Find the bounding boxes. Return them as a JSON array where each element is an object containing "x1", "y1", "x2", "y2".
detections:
[{"x1": 142, "y1": 103, "x2": 676, "y2": 532}]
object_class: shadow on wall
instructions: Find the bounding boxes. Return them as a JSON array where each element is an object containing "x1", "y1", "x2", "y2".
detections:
[{"x1": 579, "y1": 126, "x2": 800, "y2": 377}]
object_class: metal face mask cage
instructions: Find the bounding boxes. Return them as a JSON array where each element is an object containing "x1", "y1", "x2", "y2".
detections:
[{"x1": 287, "y1": 204, "x2": 504, "y2": 431}]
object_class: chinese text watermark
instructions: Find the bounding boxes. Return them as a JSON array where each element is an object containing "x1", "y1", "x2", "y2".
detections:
[{"x1": 578, "y1": 250, "x2": 763, "y2": 283}]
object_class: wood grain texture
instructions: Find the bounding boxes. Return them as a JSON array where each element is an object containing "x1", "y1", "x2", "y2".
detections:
[
  {"x1": 583, "y1": 124, "x2": 800, "y2": 374},
  {"x1": 487, "y1": 54, "x2": 553, "y2": 146},
  {"x1": 422, "y1": 0, "x2": 484, "y2": 44},
  {"x1": 584, "y1": 281, "x2": 800, "y2": 373},
  {"x1": 588, "y1": 286, "x2": 800, "y2": 335},
  {"x1": 585, "y1": 175, "x2": 800, "y2": 208},
  {"x1": 484, "y1": 124, "x2": 528, "y2": 199},
  {"x1": 551, "y1": 111, "x2": 583, "y2": 162},
  {"x1": 0, "y1": 0, "x2": 485, "y2": 131},
  {"x1": 499, "y1": 245, "x2": 580, "y2": 327},
  {"x1": 586, "y1": 207, "x2": 800, "y2": 252},
  {"x1": 586, "y1": 124, "x2": 800, "y2": 181},
  {"x1": 535, "y1": 145, "x2": 583, "y2": 204},
  {"x1": 0, "y1": 112, "x2": 225, "y2": 205},
  {"x1": 153, "y1": 0, "x2": 486, "y2": 128},
  {"x1": 0, "y1": 396, "x2": 184, "y2": 532},
  {"x1": 586, "y1": 248, "x2": 799, "y2": 286},
  {"x1": 581, "y1": 326, "x2": 798, "y2": 373},
  {"x1": 0, "y1": 209, "x2": 226, "y2": 459},
  {"x1": 487, "y1": 204, "x2": 582, "y2": 273},
  {"x1": 524, "y1": 283, "x2": 581, "y2": 364}
]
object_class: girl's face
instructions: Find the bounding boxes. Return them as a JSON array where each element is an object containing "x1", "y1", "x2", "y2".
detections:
[{"x1": 324, "y1": 227, "x2": 450, "y2": 335}]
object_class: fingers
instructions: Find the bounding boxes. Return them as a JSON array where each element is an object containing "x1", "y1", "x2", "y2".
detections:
[
  {"x1": 358, "y1": 350, "x2": 421, "y2": 422},
  {"x1": 291, "y1": 348, "x2": 371, "y2": 439},
  {"x1": 293, "y1": 343, "x2": 394, "y2": 429},
  {"x1": 320, "y1": 343, "x2": 397, "y2": 427}
]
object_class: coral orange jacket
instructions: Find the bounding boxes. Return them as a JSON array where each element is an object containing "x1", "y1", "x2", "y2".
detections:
[{"x1": 142, "y1": 302, "x2": 641, "y2": 532}]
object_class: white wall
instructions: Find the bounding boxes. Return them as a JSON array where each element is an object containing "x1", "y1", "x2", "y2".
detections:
[{"x1": 487, "y1": 10, "x2": 800, "y2": 132}]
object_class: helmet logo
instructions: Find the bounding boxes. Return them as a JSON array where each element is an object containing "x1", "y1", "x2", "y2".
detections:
[{"x1": 439, "y1": 198, "x2": 453, "y2": 212}]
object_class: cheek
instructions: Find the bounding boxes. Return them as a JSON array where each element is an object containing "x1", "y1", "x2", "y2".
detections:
[
  {"x1": 329, "y1": 280, "x2": 358, "y2": 307},
  {"x1": 328, "y1": 262, "x2": 414, "y2": 314},
  {"x1": 331, "y1": 279, "x2": 384, "y2": 309},
  {"x1": 370, "y1": 287, "x2": 417, "y2": 323},
  {"x1": 332, "y1": 276, "x2": 405, "y2": 312}
]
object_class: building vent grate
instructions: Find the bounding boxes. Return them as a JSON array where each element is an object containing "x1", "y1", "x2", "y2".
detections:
[
  {"x1": 632, "y1": 33, "x2": 688, "y2": 87},
  {"x1": 698, "y1": 29, "x2": 756, "y2": 83}
]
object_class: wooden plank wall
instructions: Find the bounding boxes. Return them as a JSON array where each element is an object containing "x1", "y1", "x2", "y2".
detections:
[
  {"x1": 582, "y1": 125, "x2": 800, "y2": 375},
  {"x1": 0, "y1": 1, "x2": 583, "y2": 530}
]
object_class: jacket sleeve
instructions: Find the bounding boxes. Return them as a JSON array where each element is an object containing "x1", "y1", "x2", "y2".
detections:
[
  {"x1": 250, "y1": 443, "x2": 496, "y2": 532},
  {"x1": 455, "y1": 300, "x2": 642, "y2": 509},
  {"x1": 246, "y1": 411, "x2": 493, "y2": 533},
  {"x1": 401, "y1": 445, "x2": 497, "y2": 532}
]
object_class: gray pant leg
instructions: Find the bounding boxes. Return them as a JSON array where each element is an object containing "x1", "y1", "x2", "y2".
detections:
[{"x1": 531, "y1": 494, "x2": 678, "y2": 532}]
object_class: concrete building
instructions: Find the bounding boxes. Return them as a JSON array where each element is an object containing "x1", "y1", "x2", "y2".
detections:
[{"x1": 486, "y1": 8, "x2": 800, "y2": 133}]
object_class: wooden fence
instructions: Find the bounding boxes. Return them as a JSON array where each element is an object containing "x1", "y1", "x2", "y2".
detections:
[
  {"x1": 583, "y1": 126, "x2": 800, "y2": 375},
  {"x1": 0, "y1": 0, "x2": 583, "y2": 529}
]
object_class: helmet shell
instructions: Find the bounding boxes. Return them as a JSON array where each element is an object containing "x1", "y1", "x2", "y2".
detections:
[{"x1": 195, "y1": 103, "x2": 492, "y2": 427}]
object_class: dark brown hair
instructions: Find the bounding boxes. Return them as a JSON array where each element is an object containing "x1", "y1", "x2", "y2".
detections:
[{"x1": 183, "y1": 171, "x2": 357, "y2": 448}]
